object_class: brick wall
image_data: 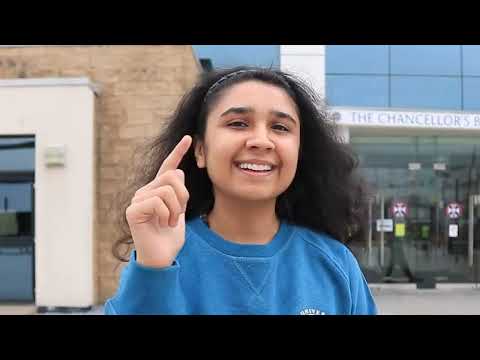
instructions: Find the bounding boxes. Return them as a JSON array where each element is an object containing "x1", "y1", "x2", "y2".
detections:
[{"x1": 0, "y1": 46, "x2": 201, "y2": 303}]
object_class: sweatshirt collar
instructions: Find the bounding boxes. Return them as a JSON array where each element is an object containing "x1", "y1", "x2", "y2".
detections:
[{"x1": 187, "y1": 216, "x2": 294, "y2": 258}]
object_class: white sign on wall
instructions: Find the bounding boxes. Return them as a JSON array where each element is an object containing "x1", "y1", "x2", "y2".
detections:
[
  {"x1": 449, "y1": 224, "x2": 459, "y2": 238},
  {"x1": 408, "y1": 162, "x2": 422, "y2": 171},
  {"x1": 376, "y1": 219, "x2": 393, "y2": 232},
  {"x1": 433, "y1": 163, "x2": 447, "y2": 171},
  {"x1": 330, "y1": 108, "x2": 480, "y2": 130}
]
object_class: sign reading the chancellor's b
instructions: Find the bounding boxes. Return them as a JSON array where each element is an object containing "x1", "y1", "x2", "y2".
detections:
[
  {"x1": 446, "y1": 202, "x2": 463, "y2": 219},
  {"x1": 391, "y1": 201, "x2": 408, "y2": 218},
  {"x1": 331, "y1": 108, "x2": 480, "y2": 130}
]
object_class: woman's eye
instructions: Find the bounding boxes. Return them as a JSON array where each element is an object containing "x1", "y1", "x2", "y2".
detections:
[
  {"x1": 272, "y1": 124, "x2": 289, "y2": 132},
  {"x1": 228, "y1": 121, "x2": 248, "y2": 128}
]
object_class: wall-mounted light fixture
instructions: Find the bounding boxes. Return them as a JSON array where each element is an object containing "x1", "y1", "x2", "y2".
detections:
[{"x1": 45, "y1": 145, "x2": 66, "y2": 167}]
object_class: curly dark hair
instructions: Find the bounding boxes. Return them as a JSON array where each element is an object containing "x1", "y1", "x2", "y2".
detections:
[{"x1": 112, "y1": 66, "x2": 372, "y2": 262}]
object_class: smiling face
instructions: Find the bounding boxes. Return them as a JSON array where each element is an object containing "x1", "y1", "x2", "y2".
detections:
[{"x1": 194, "y1": 80, "x2": 301, "y2": 205}]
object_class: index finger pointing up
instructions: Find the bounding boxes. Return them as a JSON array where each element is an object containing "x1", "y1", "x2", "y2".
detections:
[{"x1": 157, "y1": 135, "x2": 193, "y2": 177}]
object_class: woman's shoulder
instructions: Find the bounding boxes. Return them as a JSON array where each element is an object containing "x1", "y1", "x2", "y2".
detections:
[
  {"x1": 290, "y1": 223, "x2": 346, "y2": 252},
  {"x1": 289, "y1": 223, "x2": 358, "y2": 271},
  {"x1": 185, "y1": 216, "x2": 207, "y2": 238}
]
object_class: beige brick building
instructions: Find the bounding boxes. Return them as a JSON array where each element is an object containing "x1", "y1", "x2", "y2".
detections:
[{"x1": 0, "y1": 46, "x2": 201, "y2": 307}]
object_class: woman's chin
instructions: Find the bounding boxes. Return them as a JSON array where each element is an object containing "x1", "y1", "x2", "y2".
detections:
[
  {"x1": 213, "y1": 182, "x2": 287, "y2": 204},
  {"x1": 228, "y1": 191, "x2": 279, "y2": 204}
]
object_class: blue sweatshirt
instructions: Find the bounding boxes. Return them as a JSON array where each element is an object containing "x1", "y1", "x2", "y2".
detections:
[{"x1": 105, "y1": 216, "x2": 377, "y2": 315}]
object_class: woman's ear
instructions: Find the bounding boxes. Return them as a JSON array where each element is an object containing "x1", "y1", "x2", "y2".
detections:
[{"x1": 194, "y1": 137, "x2": 206, "y2": 168}]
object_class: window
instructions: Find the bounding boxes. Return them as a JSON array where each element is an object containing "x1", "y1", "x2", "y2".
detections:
[
  {"x1": 390, "y1": 45, "x2": 461, "y2": 76},
  {"x1": 391, "y1": 76, "x2": 461, "y2": 110},
  {"x1": 326, "y1": 45, "x2": 389, "y2": 75},
  {"x1": 0, "y1": 137, "x2": 35, "y2": 172},
  {"x1": 463, "y1": 46, "x2": 480, "y2": 76},
  {"x1": 326, "y1": 75, "x2": 389, "y2": 107},
  {"x1": 463, "y1": 77, "x2": 480, "y2": 110}
]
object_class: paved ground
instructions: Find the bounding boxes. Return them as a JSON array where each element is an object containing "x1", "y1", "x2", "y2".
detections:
[
  {"x1": 2, "y1": 286, "x2": 480, "y2": 315},
  {"x1": 0, "y1": 305, "x2": 37, "y2": 315},
  {"x1": 370, "y1": 285, "x2": 480, "y2": 315},
  {"x1": 0, "y1": 304, "x2": 103, "y2": 315},
  {"x1": 40, "y1": 307, "x2": 105, "y2": 315}
]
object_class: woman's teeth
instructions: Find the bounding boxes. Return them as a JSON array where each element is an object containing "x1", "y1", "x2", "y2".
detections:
[{"x1": 238, "y1": 163, "x2": 272, "y2": 171}]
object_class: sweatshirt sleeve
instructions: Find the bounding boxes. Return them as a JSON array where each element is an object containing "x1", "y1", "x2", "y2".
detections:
[
  {"x1": 104, "y1": 250, "x2": 187, "y2": 315},
  {"x1": 344, "y1": 248, "x2": 378, "y2": 315}
]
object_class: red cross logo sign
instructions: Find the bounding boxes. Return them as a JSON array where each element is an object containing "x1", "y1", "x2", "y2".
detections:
[
  {"x1": 391, "y1": 202, "x2": 408, "y2": 218},
  {"x1": 446, "y1": 203, "x2": 463, "y2": 219}
]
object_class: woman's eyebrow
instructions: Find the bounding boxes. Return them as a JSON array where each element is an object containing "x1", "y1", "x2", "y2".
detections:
[
  {"x1": 220, "y1": 107, "x2": 254, "y2": 117},
  {"x1": 270, "y1": 110, "x2": 297, "y2": 125}
]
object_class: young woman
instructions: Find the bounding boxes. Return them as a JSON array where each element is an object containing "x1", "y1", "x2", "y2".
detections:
[{"x1": 105, "y1": 66, "x2": 377, "y2": 315}]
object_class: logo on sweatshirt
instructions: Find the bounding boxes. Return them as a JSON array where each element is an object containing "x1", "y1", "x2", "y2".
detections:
[{"x1": 300, "y1": 308, "x2": 326, "y2": 315}]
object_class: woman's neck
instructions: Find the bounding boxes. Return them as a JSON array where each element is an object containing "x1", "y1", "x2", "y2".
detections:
[{"x1": 206, "y1": 196, "x2": 280, "y2": 245}]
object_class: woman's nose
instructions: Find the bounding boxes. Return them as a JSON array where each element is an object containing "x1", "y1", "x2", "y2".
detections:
[{"x1": 245, "y1": 128, "x2": 275, "y2": 150}]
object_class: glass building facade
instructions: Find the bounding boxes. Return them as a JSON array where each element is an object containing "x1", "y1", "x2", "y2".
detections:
[
  {"x1": 327, "y1": 45, "x2": 480, "y2": 287},
  {"x1": 326, "y1": 45, "x2": 480, "y2": 110}
]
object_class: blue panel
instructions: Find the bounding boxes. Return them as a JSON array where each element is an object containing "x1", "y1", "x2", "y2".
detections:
[
  {"x1": 391, "y1": 46, "x2": 461, "y2": 76},
  {"x1": 0, "y1": 246, "x2": 33, "y2": 301},
  {"x1": 463, "y1": 77, "x2": 480, "y2": 110},
  {"x1": 0, "y1": 183, "x2": 32, "y2": 213},
  {"x1": 192, "y1": 45, "x2": 280, "y2": 69},
  {"x1": 462, "y1": 46, "x2": 480, "y2": 76},
  {"x1": 0, "y1": 137, "x2": 35, "y2": 172},
  {"x1": 326, "y1": 45, "x2": 389, "y2": 74},
  {"x1": 326, "y1": 75, "x2": 389, "y2": 107},
  {"x1": 391, "y1": 76, "x2": 461, "y2": 110}
]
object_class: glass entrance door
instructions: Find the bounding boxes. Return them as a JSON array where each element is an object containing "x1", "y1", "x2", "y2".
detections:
[
  {"x1": 350, "y1": 136, "x2": 480, "y2": 286},
  {"x1": 0, "y1": 136, "x2": 35, "y2": 302}
]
